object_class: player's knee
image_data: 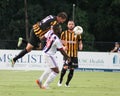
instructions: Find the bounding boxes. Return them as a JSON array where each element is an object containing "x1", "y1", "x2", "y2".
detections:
[
  {"x1": 51, "y1": 67, "x2": 59, "y2": 73},
  {"x1": 26, "y1": 44, "x2": 34, "y2": 52},
  {"x1": 54, "y1": 70, "x2": 59, "y2": 74},
  {"x1": 26, "y1": 48, "x2": 32, "y2": 52},
  {"x1": 56, "y1": 70, "x2": 59, "y2": 74},
  {"x1": 55, "y1": 68, "x2": 59, "y2": 73}
]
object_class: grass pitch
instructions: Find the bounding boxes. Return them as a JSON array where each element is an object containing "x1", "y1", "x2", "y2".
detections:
[{"x1": 0, "y1": 70, "x2": 120, "y2": 96}]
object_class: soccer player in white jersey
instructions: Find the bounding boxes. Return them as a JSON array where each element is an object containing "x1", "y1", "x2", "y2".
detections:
[{"x1": 36, "y1": 25, "x2": 71, "y2": 89}]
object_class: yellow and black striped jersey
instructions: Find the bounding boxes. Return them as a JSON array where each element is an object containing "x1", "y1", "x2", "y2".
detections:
[
  {"x1": 33, "y1": 15, "x2": 58, "y2": 38},
  {"x1": 61, "y1": 30, "x2": 82, "y2": 57}
]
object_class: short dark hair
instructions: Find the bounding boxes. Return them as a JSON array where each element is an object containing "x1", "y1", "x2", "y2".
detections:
[
  {"x1": 53, "y1": 24, "x2": 62, "y2": 34},
  {"x1": 57, "y1": 12, "x2": 67, "y2": 19},
  {"x1": 68, "y1": 20, "x2": 74, "y2": 23}
]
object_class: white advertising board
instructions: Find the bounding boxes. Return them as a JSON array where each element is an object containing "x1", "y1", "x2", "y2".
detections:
[
  {"x1": 0, "y1": 50, "x2": 120, "y2": 71},
  {"x1": 78, "y1": 52, "x2": 120, "y2": 70},
  {"x1": 0, "y1": 50, "x2": 63, "y2": 70}
]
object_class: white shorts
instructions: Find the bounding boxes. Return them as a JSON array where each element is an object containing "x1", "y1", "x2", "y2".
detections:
[{"x1": 44, "y1": 54, "x2": 58, "y2": 68}]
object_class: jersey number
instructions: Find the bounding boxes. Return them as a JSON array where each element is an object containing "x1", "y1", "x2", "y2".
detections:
[{"x1": 42, "y1": 15, "x2": 52, "y2": 23}]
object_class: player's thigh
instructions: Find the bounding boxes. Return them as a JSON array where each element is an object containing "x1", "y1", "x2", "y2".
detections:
[
  {"x1": 44, "y1": 55, "x2": 58, "y2": 68},
  {"x1": 69, "y1": 57, "x2": 78, "y2": 69},
  {"x1": 26, "y1": 43, "x2": 34, "y2": 52},
  {"x1": 28, "y1": 29, "x2": 41, "y2": 48}
]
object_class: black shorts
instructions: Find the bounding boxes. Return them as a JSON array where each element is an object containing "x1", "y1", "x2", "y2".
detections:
[
  {"x1": 63, "y1": 57, "x2": 78, "y2": 69},
  {"x1": 28, "y1": 29, "x2": 41, "y2": 48}
]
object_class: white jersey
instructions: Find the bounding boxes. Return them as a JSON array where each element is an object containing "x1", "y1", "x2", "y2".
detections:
[
  {"x1": 118, "y1": 47, "x2": 120, "y2": 52},
  {"x1": 43, "y1": 30, "x2": 63, "y2": 55}
]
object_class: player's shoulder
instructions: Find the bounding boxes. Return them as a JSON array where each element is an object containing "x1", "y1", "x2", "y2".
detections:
[
  {"x1": 48, "y1": 15, "x2": 55, "y2": 19},
  {"x1": 52, "y1": 34, "x2": 60, "y2": 41},
  {"x1": 61, "y1": 30, "x2": 67, "y2": 34}
]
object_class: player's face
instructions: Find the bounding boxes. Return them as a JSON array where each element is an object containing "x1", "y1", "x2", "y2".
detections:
[
  {"x1": 67, "y1": 21, "x2": 75, "y2": 30},
  {"x1": 57, "y1": 17, "x2": 66, "y2": 23}
]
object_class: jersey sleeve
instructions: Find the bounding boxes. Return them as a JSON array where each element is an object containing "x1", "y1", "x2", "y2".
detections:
[
  {"x1": 77, "y1": 34, "x2": 82, "y2": 41},
  {"x1": 40, "y1": 15, "x2": 57, "y2": 30}
]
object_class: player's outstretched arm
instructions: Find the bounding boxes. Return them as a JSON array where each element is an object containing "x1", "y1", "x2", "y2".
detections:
[{"x1": 58, "y1": 48, "x2": 71, "y2": 63}]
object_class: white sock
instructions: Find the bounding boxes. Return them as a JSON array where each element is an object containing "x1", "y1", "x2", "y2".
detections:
[
  {"x1": 43, "y1": 71, "x2": 58, "y2": 88},
  {"x1": 39, "y1": 68, "x2": 52, "y2": 83}
]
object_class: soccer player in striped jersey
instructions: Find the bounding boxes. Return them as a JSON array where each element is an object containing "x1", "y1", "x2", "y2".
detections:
[
  {"x1": 10, "y1": 12, "x2": 67, "y2": 67},
  {"x1": 36, "y1": 25, "x2": 70, "y2": 89},
  {"x1": 58, "y1": 20, "x2": 83, "y2": 87}
]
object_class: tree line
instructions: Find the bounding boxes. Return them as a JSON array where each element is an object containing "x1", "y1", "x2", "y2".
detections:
[{"x1": 0, "y1": 0, "x2": 120, "y2": 51}]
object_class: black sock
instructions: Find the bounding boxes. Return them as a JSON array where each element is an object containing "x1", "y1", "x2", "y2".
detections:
[
  {"x1": 66, "y1": 69, "x2": 74, "y2": 85},
  {"x1": 59, "y1": 68, "x2": 67, "y2": 84},
  {"x1": 13, "y1": 49, "x2": 28, "y2": 62}
]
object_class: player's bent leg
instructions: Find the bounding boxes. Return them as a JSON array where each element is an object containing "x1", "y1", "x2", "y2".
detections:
[
  {"x1": 10, "y1": 43, "x2": 34, "y2": 67},
  {"x1": 26, "y1": 43, "x2": 34, "y2": 52},
  {"x1": 39, "y1": 69, "x2": 52, "y2": 81},
  {"x1": 43, "y1": 67, "x2": 59, "y2": 89},
  {"x1": 36, "y1": 69, "x2": 52, "y2": 89},
  {"x1": 10, "y1": 49, "x2": 28, "y2": 67}
]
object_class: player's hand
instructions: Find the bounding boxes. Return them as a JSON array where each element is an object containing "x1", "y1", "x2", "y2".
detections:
[{"x1": 63, "y1": 46, "x2": 68, "y2": 51}]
